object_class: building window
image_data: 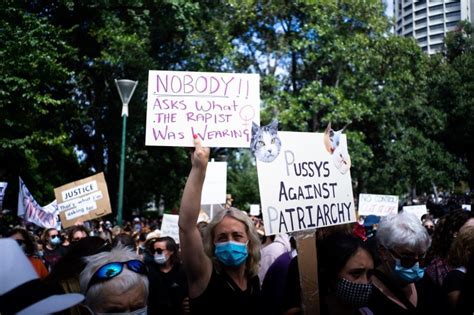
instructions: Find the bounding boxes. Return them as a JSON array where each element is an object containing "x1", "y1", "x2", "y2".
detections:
[
  {"x1": 417, "y1": 36, "x2": 428, "y2": 43},
  {"x1": 430, "y1": 14, "x2": 444, "y2": 21},
  {"x1": 446, "y1": 11, "x2": 460, "y2": 18},
  {"x1": 430, "y1": 33, "x2": 445, "y2": 40},
  {"x1": 446, "y1": 2, "x2": 460, "y2": 10},
  {"x1": 446, "y1": 21, "x2": 459, "y2": 28},
  {"x1": 430, "y1": 23, "x2": 444, "y2": 31},
  {"x1": 430, "y1": 43, "x2": 444, "y2": 51}
]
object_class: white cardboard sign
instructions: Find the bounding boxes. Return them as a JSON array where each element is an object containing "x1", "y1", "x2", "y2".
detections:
[
  {"x1": 257, "y1": 132, "x2": 356, "y2": 235},
  {"x1": 403, "y1": 205, "x2": 428, "y2": 220},
  {"x1": 146, "y1": 70, "x2": 260, "y2": 147},
  {"x1": 358, "y1": 193, "x2": 399, "y2": 216},
  {"x1": 160, "y1": 214, "x2": 180, "y2": 244},
  {"x1": 201, "y1": 161, "x2": 227, "y2": 205}
]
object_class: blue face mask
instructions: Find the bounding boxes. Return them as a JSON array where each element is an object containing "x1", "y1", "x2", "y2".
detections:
[
  {"x1": 214, "y1": 241, "x2": 248, "y2": 267},
  {"x1": 394, "y1": 260, "x2": 425, "y2": 283}
]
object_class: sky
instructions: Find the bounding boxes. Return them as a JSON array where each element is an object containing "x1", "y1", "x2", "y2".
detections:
[{"x1": 384, "y1": 0, "x2": 394, "y2": 17}]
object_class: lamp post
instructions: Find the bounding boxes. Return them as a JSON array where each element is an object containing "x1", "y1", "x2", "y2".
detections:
[{"x1": 115, "y1": 79, "x2": 138, "y2": 226}]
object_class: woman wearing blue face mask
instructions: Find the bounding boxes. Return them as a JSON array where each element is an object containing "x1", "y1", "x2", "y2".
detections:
[
  {"x1": 41, "y1": 227, "x2": 68, "y2": 271},
  {"x1": 178, "y1": 137, "x2": 262, "y2": 315},
  {"x1": 369, "y1": 211, "x2": 449, "y2": 315}
]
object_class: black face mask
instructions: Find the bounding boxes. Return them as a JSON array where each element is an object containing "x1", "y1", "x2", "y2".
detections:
[{"x1": 425, "y1": 227, "x2": 434, "y2": 236}]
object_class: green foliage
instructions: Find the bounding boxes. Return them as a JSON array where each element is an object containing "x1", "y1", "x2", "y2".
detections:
[{"x1": 1, "y1": 0, "x2": 471, "y2": 218}]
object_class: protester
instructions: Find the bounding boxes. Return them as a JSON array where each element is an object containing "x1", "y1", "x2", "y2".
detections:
[
  {"x1": 282, "y1": 232, "x2": 374, "y2": 315},
  {"x1": 369, "y1": 211, "x2": 447, "y2": 314},
  {"x1": 79, "y1": 246, "x2": 149, "y2": 314},
  {"x1": 178, "y1": 138, "x2": 262, "y2": 314},
  {"x1": 68, "y1": 225, "x2": 90, "y2": 243},
  {"x1": 41, "y1": 227, "x2": 68, "y2": 271},
  {"x1": 425, "y1": 209, "x2": 473, "y2": 287},
  {"x1": 145, "y1": 236, "x2": 189, "y2": 315},
  {"x1": 112, "y1": 232, "x2": 137, "y2": 251},
  {"x1": 443, "y1": 226, "x2": 474, "y2": 310},
  {"x1": 319, "y1": 233, "x2": 375, "y2": 315},
  {"x1": 8, "y1": 227, "x2": 49, "y2": 279},
  {"x1": 261, "y1": 236, "x2": 297, "y2": 315},
  {"x1": 45, "y1": 237, "x2": 112, "y2": 293},
  {"x1": 258, "y1": 233, "x2": 291, "y2": 286},
  {"x1": 455, "y1": 248, "x2": 474, "y2": 315},
  {"x1": 0, "y1": 238, "x2": 84, "y2": 314}
]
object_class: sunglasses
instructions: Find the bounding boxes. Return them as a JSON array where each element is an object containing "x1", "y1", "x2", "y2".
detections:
[
  {"x1": 15, "y1": 239, "x2": 26, "y2": 246},
  {"x1": 389, "y1": 249, "x2": 426, "y2": 268},
  {"x1": 86, "y1": 260, "x2": 147, "y2": 292},
  {"x1": 152, "y1": 248, "x2": 166, "y2": 255}
]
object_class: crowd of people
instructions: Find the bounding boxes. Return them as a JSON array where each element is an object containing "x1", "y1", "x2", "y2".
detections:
[{"x1": 1, "y1": 138, "x2": 474, "y2": 314}]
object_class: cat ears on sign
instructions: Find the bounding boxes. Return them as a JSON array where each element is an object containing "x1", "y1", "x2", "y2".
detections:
[
  {"x1": 323, "y1": 122, "x2": 350, "y2": 154},
  {"x1": 252, "y1": 119, "x2": 279, "y2": 132}
]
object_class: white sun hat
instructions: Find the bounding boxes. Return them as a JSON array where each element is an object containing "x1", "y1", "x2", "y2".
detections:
[{"x1": 0, "y1": 238, "x2": 84, "y2": 314}]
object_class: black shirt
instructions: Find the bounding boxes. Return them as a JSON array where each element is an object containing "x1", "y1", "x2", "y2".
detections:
[{"x1": 189, "y1": 267, "x2": 262, "y2": 315}]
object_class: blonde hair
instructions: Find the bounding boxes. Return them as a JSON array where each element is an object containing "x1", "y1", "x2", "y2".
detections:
[
  {"x1": 203, "y1": 208, "x2": 261, "y2": 277},
  {"x1": 448, "y1": 226, "x2": 474, "y2": 268}
]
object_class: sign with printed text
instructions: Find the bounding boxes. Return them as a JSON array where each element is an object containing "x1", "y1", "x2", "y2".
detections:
[
  {"x1": 201, "y1": 161, "x2": 227, "y2": 205},
  {"x1": 146, "y1": 70, "x2": 260, "y2": 147},
  {"x1": 402, "y1": 205, "x2": 428, "y2": 220},
  {"x1": 257, "y1": 132, "x2": 356, "y2": 235},
  {"x1": 54, "y1": 172, "x2": 112, "y2": 228},
  {"x1": 358, "y1": 193, "x2": 399, "y2": 216},
  {"x1": 160, "y1": 214, "x2": 180, "y2": 244}
]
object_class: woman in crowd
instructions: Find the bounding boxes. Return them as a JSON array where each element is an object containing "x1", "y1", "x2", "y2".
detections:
[
  {"x1": 369, "y1": 211, "x2": 446, "y2": 314},
  {"x1": 425, "y1": 209, "x2": 473, "y2": 288},
  {"x1": 68, "y1": 225, "x2": 90, "y2": 243},
  {"x1": 282, "y1": 231, "x2": 374, "y2": 315},
  {"x1": 145, "y1": 236, "x2": 189, "y2": 314},
  {"x1": 443, "y1": 226, "x2": 474, "y2": 310},
  {"x1": 178, "y1": 137, "x2": 262, "y2": 314},
  {"x1": 79, "y1": 245, "x2": 149, "y2": 314},
  {"x1": 8, "y1": 227, "x2": 48, "y2": 279},
  {"x1": 42, "y1": 227, "x2": 68, "y2": 271}
]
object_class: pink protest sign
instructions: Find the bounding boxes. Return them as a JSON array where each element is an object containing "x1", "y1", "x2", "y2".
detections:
[{"x1": 146, "y1": 70, "x2": 260, "y2": 147}]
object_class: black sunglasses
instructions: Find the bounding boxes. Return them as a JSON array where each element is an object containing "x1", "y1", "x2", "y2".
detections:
[
  {"x1": 86, "y1": 260, "x2": 147, "y2": 292},
  {"x1": 152, "y1": 248, "x2": 167, "y2": 255},
  {"x1": 389, "y1": 249, "x2": 426, "y2": 268}
]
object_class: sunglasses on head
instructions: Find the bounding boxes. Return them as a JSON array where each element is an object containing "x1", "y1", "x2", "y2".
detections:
[
  {"x1": 389, "y1": 249, "x2": 426, "y2": 268},
  {"x1": 86, "y1": 260, "x2": 147, "y2": 292}
]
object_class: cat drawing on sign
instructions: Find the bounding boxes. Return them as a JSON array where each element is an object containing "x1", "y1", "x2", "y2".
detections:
[
  {"x1": 323, "y1": 122, "x2": 352, "y2": 174},
  {"x1": 251, "y1": 120, "x2": 281, "y2": 163}
]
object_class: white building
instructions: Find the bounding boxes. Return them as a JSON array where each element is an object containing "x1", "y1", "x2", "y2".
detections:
[{"x1": 394, "y1": 0, "x2": 474, "y2": 54}]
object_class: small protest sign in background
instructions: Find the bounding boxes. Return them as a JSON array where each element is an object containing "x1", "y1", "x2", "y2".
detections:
[
  {"x1": 54, "y1": 172, "x2": 111, "y2": 228},
  {"x1": 0, "y1": 182, "x2": 7, "y2": 210},
  {"x1": 402, "y1": 205, "x2": 428, "y2": 220},
  {"x1": 201, "y1": 161, "x2": 227, "y2": 205},
  {"x1": 358, "y1": 193, "x2": 399, "y2": 217},
  {"x1": 257, "y1": 131, "x2": 356, "y2": 235},
  {"x1": 160, "y1": 214, "x2": 180, "y2": 244},
  {"x1": 146, "y1": 70, "x2": 260, "y2": 148}
]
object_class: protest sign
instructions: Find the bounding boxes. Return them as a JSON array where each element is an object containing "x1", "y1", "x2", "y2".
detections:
[
  {"x1": 146, "y1": 70, "x2": 260, "y2": 147},
  {"x1": 201, "y1": 161, "x2": 227, "y2": 205},
  {"x1": 257, "y1": 131, "x2": 356, "y2": 235},
  {"x1": 250, "y1": 204, "x2": 260, "y2": 216},
  {"x1": 160, "y1": 214, "x2": 180, "y2": 243},
  {"x1": 402, "y1": 205, "x2": 428, "y2": 220},
  {"x1": 54, "y1": 173, "x2": 112, "y2": 228},
  {"x1": 0, "y1": 182, "x2": 7, "y2": 210},
  {"x1": 358, "y1": 193, "x2": 399, "y2": 216},
  {"x1": 462, "y1": 204, "x2": 471, "y2": 211},
  {"x1": 17, "y1": 178, "x2": 61, "y2": 229}
]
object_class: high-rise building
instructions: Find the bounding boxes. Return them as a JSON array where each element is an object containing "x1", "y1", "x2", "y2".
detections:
[{"x1": 394, "y1": 0, "x2": 474, "y2": 54}]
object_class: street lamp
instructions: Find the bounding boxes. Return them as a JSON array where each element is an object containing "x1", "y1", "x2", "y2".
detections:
[{"x1": 115, "y1": 79, "x2": 138, "y2": 226}]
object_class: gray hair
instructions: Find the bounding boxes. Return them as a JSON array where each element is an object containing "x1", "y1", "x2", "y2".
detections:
[
  {"x1": 203, "y1": 208, "x2": 261, "y2": 277},
  {"x1": 79, "y1": 245, "x2": 149, "y2": 311},
  {"x1": 376, "y1": 211, "x2": 431, "y2": 253}
]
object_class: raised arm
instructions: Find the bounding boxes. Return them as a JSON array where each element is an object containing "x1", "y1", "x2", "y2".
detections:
[{"x1": 178, "y1": 137, "x2": 213, "y2": 298}]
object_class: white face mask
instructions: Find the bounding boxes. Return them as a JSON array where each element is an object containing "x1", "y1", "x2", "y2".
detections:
[
  {"x1": 154, "y1": 253, "x2": 168, "y2": 265},
  {"x1": 96, "y1": 306, "x2": 147, "y2": 315}
]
